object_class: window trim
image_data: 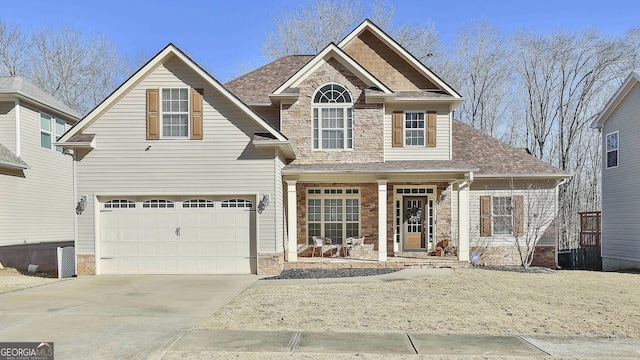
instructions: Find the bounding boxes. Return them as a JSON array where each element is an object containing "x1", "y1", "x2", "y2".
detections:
[
  {"x1": 491, "y1": 196, "x2": 514, "y2": 236},
  {"x1": 306, "y1": 187, "x2": 360, "y2": 244},
  {"x1": 40, "y1": 112, "x2": 67, "y2": 152},
  {"x1": 160, "y1": 87, "x2": 190, "y2": 139},
  {"x1": 403, "y1": 110, "x2": 426, "y2": 147},
  {"x1": 311, "y1": 83, "x2": 354, "y2": 151},
  {"x1": 606, "y1": 131, "x2": 619, "y2": 169}
]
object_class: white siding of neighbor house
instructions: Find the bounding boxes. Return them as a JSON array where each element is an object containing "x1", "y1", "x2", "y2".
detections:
[
  {"x1": 0, "y1": 101, "x2": 16, "y2": 151},
  {"x1": 75, "y1": 56, "x2": 281, "y2": 255},
  {"x1": 601, "y1": 82, "x2": 640, "y2": 263},
  {"x1": 468, "y1": 180, "x2": 557, "y2": 249},
  {"x1": 384, "y1": 103, "x2": 451, "y2": 161},
  {"x1": 0, "y1": 101, "x2": 75, "y2": 247}
]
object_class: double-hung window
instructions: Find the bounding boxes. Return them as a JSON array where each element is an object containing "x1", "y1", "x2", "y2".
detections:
[
  {"x1": 492, "y1": 196, "x2": 513, "y2": 235},
  {"x1": 312, "y1": 84, "x2": 353, "y2": 150},
  {"x1": 405, "y1": 112, "x2": 425, "y2": 146},
  {"x1": 162, "y1": 88, "x2": 189, "y2": 138},
  {"x1": 606, "y1": 131, "x2": 618, "y2": 168},
  {"x1": 307, "y1": 188, "x2": 360, "y2": 244},
  {"x1": 40, "y1": 113, "x2": 66, "y2": 152}
]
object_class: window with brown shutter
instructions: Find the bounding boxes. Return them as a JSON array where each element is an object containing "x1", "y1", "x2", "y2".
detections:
[
  {"x1": 146, "y1": 88, "x2": 160, "y2": 140},
  {"x1": 480, "y1": 196, "x2": 491, "y2": 237},
  {"x1": 190, "y1": 88, "x2": 203, "y2": 140},
  {"x1": 426, "y1": 111, "x2": 436, "y2": 147},
  {"x1": 392, "y1": 112, "x2": 403, "y2": 147}
]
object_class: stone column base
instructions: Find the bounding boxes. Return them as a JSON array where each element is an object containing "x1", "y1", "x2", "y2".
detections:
[
  {"x1": 76, "y1": 254, "x2": 96, "y2": 275},
  {"x1": 258, "y1": 253, "x2": 284, "y2": 275}
]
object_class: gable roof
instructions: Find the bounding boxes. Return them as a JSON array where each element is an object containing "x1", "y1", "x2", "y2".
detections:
[
  {"x1": 0, "y1": 142, "x2": 29, "y2": 170},
  {"x1": 339, "y1": 20, "x2": 461, "y2": 98},
  {"x1": 226, "y1": 55, "x2": 313, "y2": 104},
  {"x1": 60, "y1": 43, "x2": 287, "y2": 143},
  {"x1": 271, "y1": 43, "x2": 393, "y2": 98},
  {"x1": 592, "y1": 71, "x2": 640, "y2": 129},
  {"x1": 452, "y1": 120, "x2": 568, "y2": 177},
  {"x1": 0, "y1": 76, "x2": 81, "y2": 120}
]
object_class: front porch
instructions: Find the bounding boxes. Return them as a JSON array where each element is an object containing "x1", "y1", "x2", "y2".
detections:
[{"x1": 284, "y1": 170, "x2": 475, "y2": 267}]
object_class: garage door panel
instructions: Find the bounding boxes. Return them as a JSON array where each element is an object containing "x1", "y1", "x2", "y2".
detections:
[{"x1": 100, "y1": 198, "x2": 254, "y2": 274}]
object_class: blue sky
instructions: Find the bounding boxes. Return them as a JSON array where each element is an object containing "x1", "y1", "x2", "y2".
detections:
[{"x1": 5, "y1": 0, "x2": 639, "y2": 81}]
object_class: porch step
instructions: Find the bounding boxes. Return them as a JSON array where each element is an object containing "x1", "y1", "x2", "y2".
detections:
[{"x1": 284, "y1": 257, "x2": 469, "y2": 270}]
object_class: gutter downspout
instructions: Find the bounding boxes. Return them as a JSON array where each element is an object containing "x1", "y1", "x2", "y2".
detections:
[{"x1": 555, "y1": 177, "x2": 568, "y2": 268}]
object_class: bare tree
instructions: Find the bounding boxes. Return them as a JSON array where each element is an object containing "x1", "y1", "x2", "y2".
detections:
[
  {"x1": 446, "y1": 20, "x2": 512, "y2": 138},
  {"x1": 0, "y1": 20, "x2": 31, "y2": 76},
  {"x1": 261, "y1": 0, "x2": 441, "y2": 66},
  {"x1": 489, "y1": 180, "x2": 558, "y2": 269},
  {"x1": 28, "y1": 25, "x2": 126, "y2": 114}
]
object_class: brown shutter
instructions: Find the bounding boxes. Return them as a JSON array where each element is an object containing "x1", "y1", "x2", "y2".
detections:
[
  {"x1": 426, "y1": 111, "x2": 436, "y2": 147},
  {"x1": 513, "y1": 195, "x2": 524, "y2": 237},
  {"x1": 480, "y1": 196, "x2": 491, "y2": 237},
  {"x1": 146, "y1": 88, "x2": 160, "y2": 140},
  {"x1": 392, "y1": 112, "x2": 403, "y2": 147},
  {"x1": 190, "y1": 88, "x2": 204, "y2": 140}
]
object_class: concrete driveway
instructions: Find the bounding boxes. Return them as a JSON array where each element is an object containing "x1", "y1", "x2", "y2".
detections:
[{"x1": 0, "y1": 275, "x2": 258, "y2": 359}]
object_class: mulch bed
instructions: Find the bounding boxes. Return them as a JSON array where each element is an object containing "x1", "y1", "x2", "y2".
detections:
[{"x1": 262, "y1": 268, "x2": 400, "y2": 280}]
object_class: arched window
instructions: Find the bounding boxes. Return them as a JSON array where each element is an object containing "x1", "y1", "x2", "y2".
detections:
[
  {"x1": 221, "y1": 199, "x2": 253, "y2": 208},
  {"x1": 142, "y1": 199, "x2": 175, "y2": 208},
  {"x1": 312, "y1": 83, "x2": 353, "y2": 150},
  {"x1": 104, "y1": 199, "x2": 136, "y2": 209},
  {"x1": 182, "y1": 199, "x2": 214, "y2": 208}
]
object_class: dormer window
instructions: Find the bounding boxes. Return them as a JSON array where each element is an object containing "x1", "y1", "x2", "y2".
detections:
[{"x1": 312, "y1": 83, "x2": 353, "y2": 150}]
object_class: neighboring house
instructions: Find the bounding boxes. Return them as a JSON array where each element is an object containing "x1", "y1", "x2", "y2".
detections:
[
  {"x1": 60, "y1": 20, "x2": 568, "y2": 275},
  {"x1": 592, "y1": 71, "x2": 640, "y2": 271},
  {"x1": 0, "y1": 76, "x2": 80, "y2": 271}
]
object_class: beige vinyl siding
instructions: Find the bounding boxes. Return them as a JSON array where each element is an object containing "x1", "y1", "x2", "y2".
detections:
[
  {"x1": 76, "y1": 56, "x2": 279, "y2": 254},
  {"x1": 0, "y1": 101, "x2": 16, "y2": 151},
  {"x1": 468, "y1": 180, "x2": 556, "y2": 248},
  {"x1": 384, "y1": 104, "x2": 451, "y2": 160},
  {"x1": 601, "y1": 82, "x2": 640, "y2": 262},
  {"x1": 0, "y1": 102, "x2": 74, "y2": 246}
]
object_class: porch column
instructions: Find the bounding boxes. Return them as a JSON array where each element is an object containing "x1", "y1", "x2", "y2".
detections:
[
  {"x1": 286, "y1": 180, "x2": 298, "y2": 262},
  {"x1": 457, "y1": 184, "x2": 470, "y2": 262},
  {"x1": 377, "y1": 180, "x2": 388, "y2": 262}
]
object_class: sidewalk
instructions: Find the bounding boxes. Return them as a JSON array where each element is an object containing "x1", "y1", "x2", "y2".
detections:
[{"x1": 165, "y1": 329, "x2": 640, "y2": 358}]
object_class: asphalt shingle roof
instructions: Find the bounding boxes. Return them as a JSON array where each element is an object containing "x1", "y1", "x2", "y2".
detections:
[
  {"x1": 227, "y1": 55, "x2": 567, "y2": 178},
  {"x1": 225, "y1": 55, "x2": 314, "y2": 104},
  {"x1": 0, "y1": 76, "x2": 81, "y2": 119},
  {"x1": 452, "y1": 120, "x2": 567, "y2": 176},
  {"x1": 0, "y1": 142, "x2": 28, "y2": 169}
]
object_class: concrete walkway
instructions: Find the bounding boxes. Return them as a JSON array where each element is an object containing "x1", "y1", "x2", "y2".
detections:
[{"x1": 165, "y1": 329, "x2": 640, "y2": 358}]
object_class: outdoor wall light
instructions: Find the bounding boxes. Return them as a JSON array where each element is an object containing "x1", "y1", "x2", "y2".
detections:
[
  {"x1": 76, "y1": 195, "x2": 87, "y2": 215},
  {"x1": 257, "y1": 194, "x2": 270, "y2": 214}
]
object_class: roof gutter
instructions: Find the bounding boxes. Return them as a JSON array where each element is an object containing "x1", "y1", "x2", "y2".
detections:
[
  {"x1": 458, "y1": 171, "x2": 474, "y2": 190},
  {"x1": 0, "y1": 91, "x2": 81, "y2": 121},
  {"x1": 0, "y1": 159, "x2": 30, "y2": 170},
  {"x1": 253, "y1": 139, "x2": 296, "y2": 160}
]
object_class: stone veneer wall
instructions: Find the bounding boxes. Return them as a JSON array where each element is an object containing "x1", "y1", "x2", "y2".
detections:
[
  {"x1": 77, "y1": 254, "x2": 95, "y2": 275},
  {"x1": 474, "y1": 245, "x2": 556, "y2": 268},
  {"x1": 295, "y1": 181, "x2": 452, "y2": 256},
  {"x1": 296, "y1": 182, "x2": 379, "y2": 248},
  {"x1": 258, "y1": 253, "x2": 284, "y2": 275},
  {"x1": 280, "y1": 58, "x2": 384, "y2": 164}
]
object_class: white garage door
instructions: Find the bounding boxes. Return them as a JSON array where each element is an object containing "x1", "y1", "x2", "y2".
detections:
[{"x1": 100, "y1": 198, "x2": 255, "y2": 274}]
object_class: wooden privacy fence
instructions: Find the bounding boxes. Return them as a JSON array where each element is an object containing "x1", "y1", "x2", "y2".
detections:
[{"x1": 558, "y1": 211, "x2": 602, "y2": 271}]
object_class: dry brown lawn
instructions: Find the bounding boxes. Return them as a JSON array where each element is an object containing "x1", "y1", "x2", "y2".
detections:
[
  {"x1": 199, "y1": 268, "x2": 640, "y2": 338},
  {"x1": 0, "y1": 267, "x2": 60, "y2": 293}
]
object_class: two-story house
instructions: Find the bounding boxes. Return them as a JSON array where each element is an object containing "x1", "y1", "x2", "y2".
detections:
[
  {"x1": 0, "y1": 76, "x2": 80, "y2": 271},
  {"x1": 60, "y1": 20, "x2": 567, "y2": 275},
  {"x1": 592, "y1": 71, "x2": 640, "y2": 271}
]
